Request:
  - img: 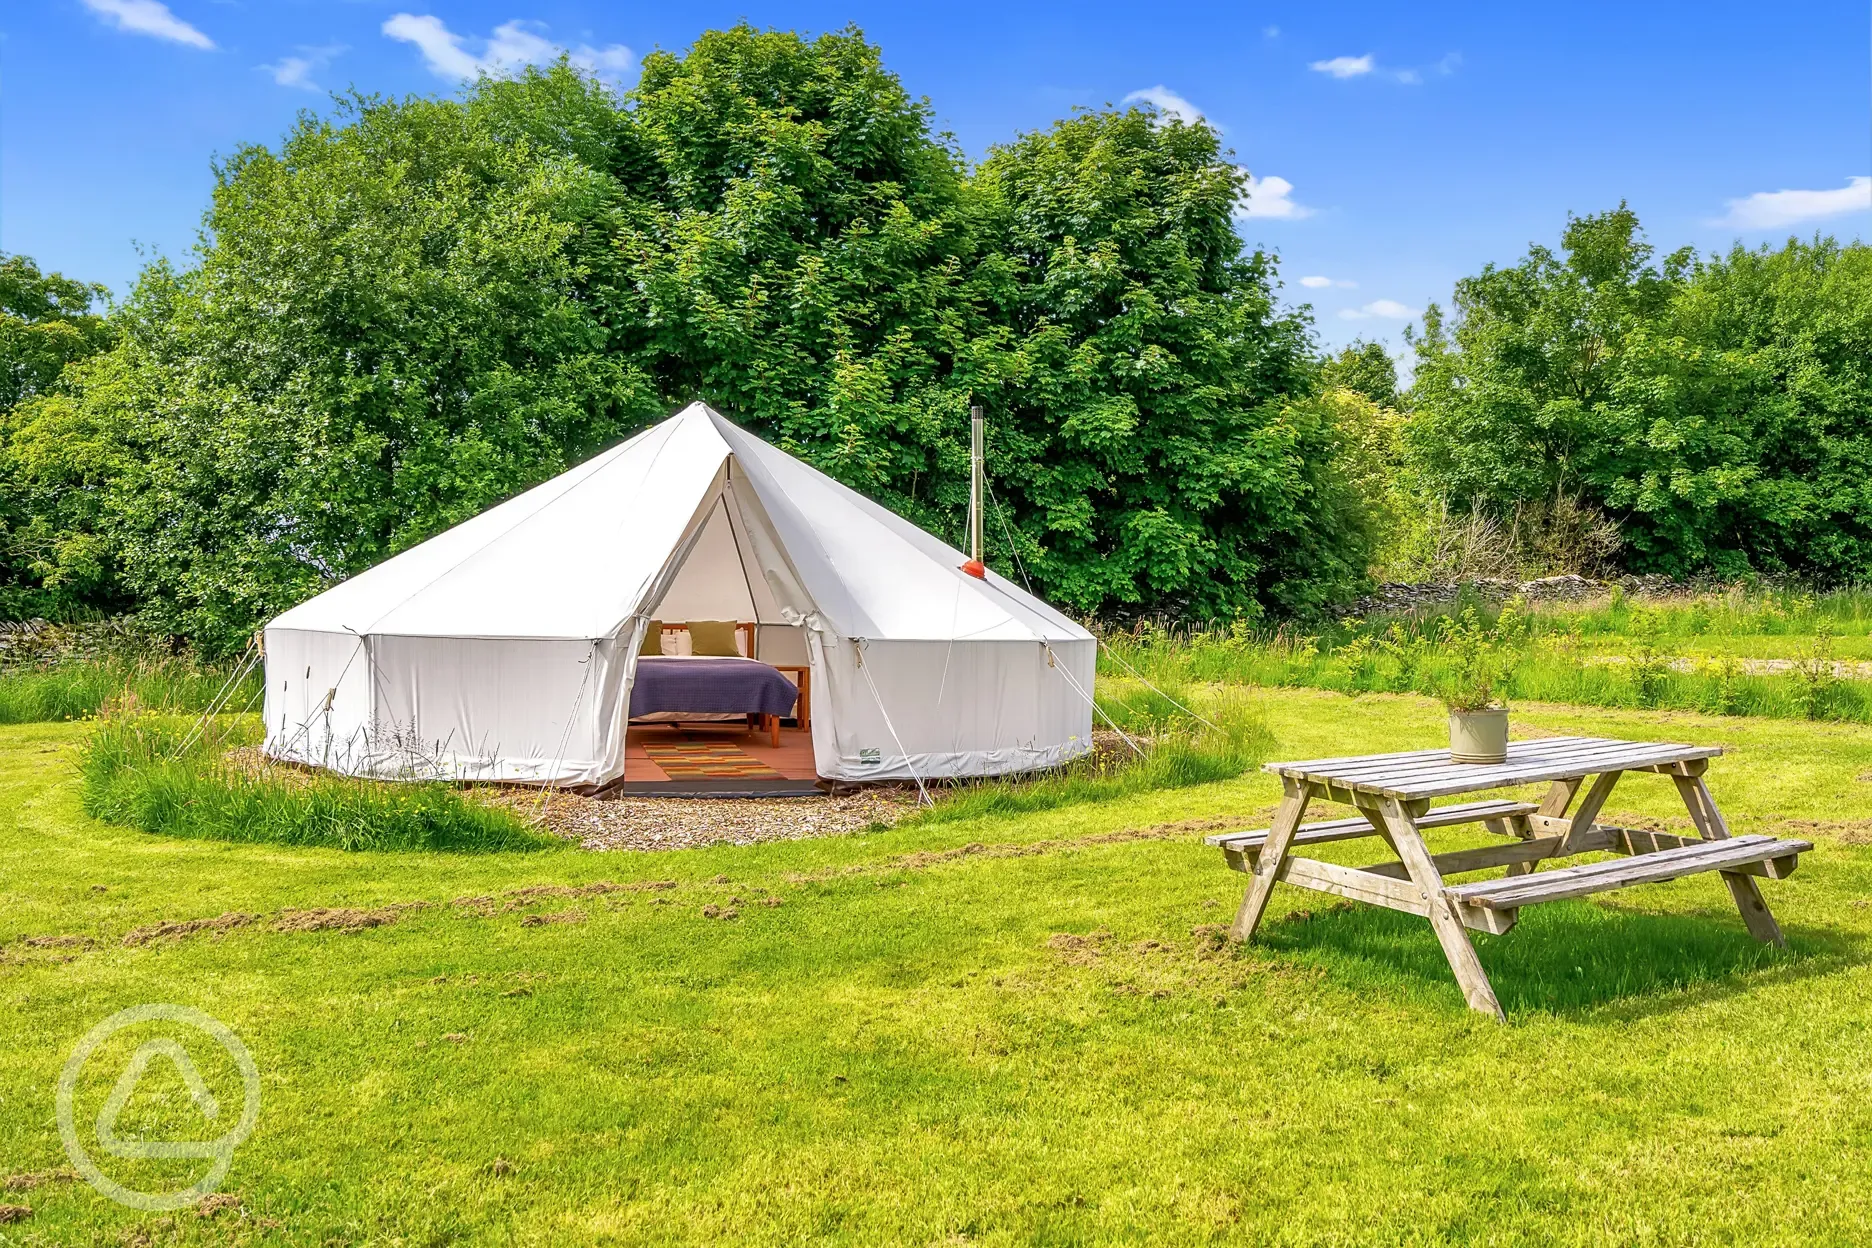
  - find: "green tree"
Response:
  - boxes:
[1408,207,1872,578]
[1319,340,1398,408]
[965,107,1354,619]
[1657,236,1872,576]
[0,254,113,414]
[602,26,977,506]
[25,81,649,644]
[603,29,1361,618]
[0,254,118,618]
[1407,205,1684,510]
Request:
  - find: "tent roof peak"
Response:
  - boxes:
[268,402,1090,645]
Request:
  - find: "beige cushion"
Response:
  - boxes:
[688,620,740,657]
[638,621,665,657]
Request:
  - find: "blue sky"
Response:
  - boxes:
[3,1,1867,358]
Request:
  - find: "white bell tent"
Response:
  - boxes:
[262,402,1096,787]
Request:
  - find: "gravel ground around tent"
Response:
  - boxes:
[482,787,917,852]
[225,746,916,851]
[227,734,1138,854]
[515,730,1137,853]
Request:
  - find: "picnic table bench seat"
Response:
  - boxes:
[1205,798,1536,858]
[1446,833,1811,912]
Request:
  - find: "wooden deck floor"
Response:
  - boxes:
[623,722,819,783]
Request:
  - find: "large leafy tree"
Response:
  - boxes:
[0,255,112,413]
[21,85,648,641]
[1409,208,1872,577]
[603,26,978,507]
[8,28,1369,645]
[965,109,1349,618]
[593,30,1355,618]
[1318,340,1398,408]
[0,255,118,618]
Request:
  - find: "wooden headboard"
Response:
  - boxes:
[654,621,758,657]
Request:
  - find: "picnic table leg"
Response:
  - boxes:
[1228,778,1311,943]
[1562,772,1622,854]
[1503,777,1585,877]
[1502,778,1580,876]
[1370,795,1507,1022]
[1673,773,1786,947]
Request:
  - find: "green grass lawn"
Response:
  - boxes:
[5,690,1872,1244]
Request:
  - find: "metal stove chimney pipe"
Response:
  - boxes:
[963,404,987,578]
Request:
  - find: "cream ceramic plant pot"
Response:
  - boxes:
[1449,708,1509,764]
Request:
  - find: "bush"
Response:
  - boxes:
[80,713,557,853]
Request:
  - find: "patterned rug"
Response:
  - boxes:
[641,742,782,779]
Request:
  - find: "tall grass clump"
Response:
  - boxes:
[0,656,260,724]
[1550,584,1872,641]
[80,712,557,853]
[911,690,1272,826]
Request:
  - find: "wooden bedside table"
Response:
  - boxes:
[769,664,811,730]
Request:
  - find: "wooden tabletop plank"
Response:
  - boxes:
[1270,736,1712,779]
[1275,736,1694,778]
[1275,739,1665,786]
[1264,736,1723,799]
[1312,742,1705,789]
[1267,738,1602,773]
[1371,749,1722,800]
[1264,737,1637,783]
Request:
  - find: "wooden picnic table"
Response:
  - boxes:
[1210,735,1812,1020]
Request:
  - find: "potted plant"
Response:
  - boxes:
[1439,605,1516,764]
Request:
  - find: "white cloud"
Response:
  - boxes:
[382,14,479,77]
[1339,299,1419,321]
[1309,54,1373,79]
[383,14,635,85]
[1310,51,1452,85]
[1715,177,1872,230]
[80,0,213,49]
[1235,172,1311,220]
[1122,85,1206,126]
[1299,275,1357,289]
[1237,173,1309,220]
[261,44,345,92]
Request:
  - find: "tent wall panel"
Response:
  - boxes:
[810,635,1095,781]
[648,496,760,625]
[368,636,609,783]
[263,627,373,770]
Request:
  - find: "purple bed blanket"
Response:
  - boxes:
[629,656,799,719]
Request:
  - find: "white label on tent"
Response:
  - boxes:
[859,748,881,766]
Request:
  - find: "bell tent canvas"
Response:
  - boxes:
[262,402,1097,788]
